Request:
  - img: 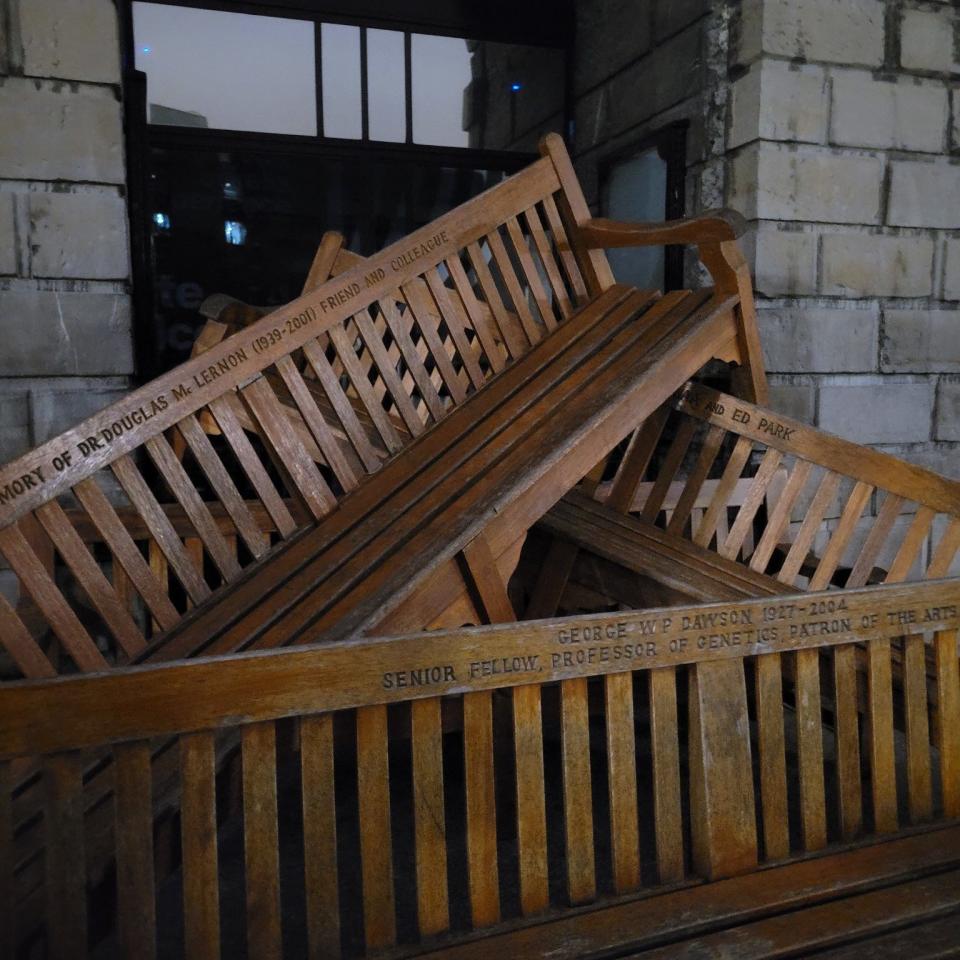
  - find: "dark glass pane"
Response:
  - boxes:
[133,2,316,135]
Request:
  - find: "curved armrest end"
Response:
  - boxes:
[580,208,748,249]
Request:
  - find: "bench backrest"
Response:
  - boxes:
[0,136,614,681]
[3,577,958,958]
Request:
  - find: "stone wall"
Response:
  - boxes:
[0,0,133,465]
[727,0,958,478]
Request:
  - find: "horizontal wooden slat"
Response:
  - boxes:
[2,578,957,760]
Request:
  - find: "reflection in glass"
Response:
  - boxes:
[367,29,406,143]
[321,23,362,139]
[133,2,316,135]
[603,148,668,290]
[411,34,471,147]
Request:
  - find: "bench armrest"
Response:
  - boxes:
[579,209,747,250]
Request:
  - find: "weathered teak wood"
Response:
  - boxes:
[1,579,959,957]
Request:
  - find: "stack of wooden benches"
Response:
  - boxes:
[0,134,959,959]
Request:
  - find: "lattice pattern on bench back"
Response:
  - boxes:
[0,139,611,681]
[2,578,958,958]
[600,382,960,593]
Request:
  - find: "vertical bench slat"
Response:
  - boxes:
[928,517,960,580]
[560,677,595,904]
[513,684,549,915]
[0,590,55,678]
[902,634,934,823]
[522,204,573,320]
[422,270,487,390]
[755,654,790,859]
[833,643,863,840]
[605,672,640,892]
[0,523,107,672]
[273,355,359,493]
[444,254,508,374]
[750,460,813,574]
[693,436,753,549]
[411,696,450,936]
[485,229,541,347]
[808,481,874,590]
[666,424,725,536]
[778,471,842,585]
[175,413,272,557]
[935,630,960,818]
[240,377,338,520]
[867,638,898,832]
[640,416,697,523]
[145,433,242,582]
[112,453,211,605]
[795,649,827,851]
[44,753,86,960]
[720,448,784,561]
[649,667,684,883]
[466,241,528,360]
[242,721,282,960]
[505,215,557,332]
[402,279,470,404]
[300,339,383,474]
[886,505,934,582]
[181,731,221,960]
[462,690,500,927]
[34,499,146,657]
[114,740,157,960]
[847,493,904,588]
[540,195,590,305]
[327,325,404,455]
[300,714,341,959]
[356,703,396,949]
[72,479,177,631]
[606,406,670,513]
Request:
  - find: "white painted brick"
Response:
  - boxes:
[758,305,879,372]
[888,160,960,229]
[0,290,133,376]
[0,79,124,183]
[935,378,960,441]
[729,60,828,149]
[729,143,883,224]
[767,377,817,423]
[944,239,960,301]
[760,0,885,67]
[0,193,16,274]
[900,7,960,74]
[830,72,947,152]
[821,233,934,298]
[744,225,818,296]
[818,378,934,444]
[953,90,960,153]
[28,192,129,279]
[812,511,926,576]
[20,0,121,84]
[882,309,960,373]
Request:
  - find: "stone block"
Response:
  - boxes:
[818,378,934,444]
[729,60,828,148]
[654,0,708,42]
[20,0,121,83]
[899,442,960,481]
[0,290,133,376]
[944,239,960,300]
[0,79,124,183]
[28,191,129,279]
[744,225,818,296]
[759,0,885,67]
[812,511,926,574]
[574,0,652,95]
[935,377,960,441]
[900,7,959,74]
[758,305,879,373]
[27,380,131,444]
[888,160,960,229]
[0,393,31,464]
[767,376,817,423]
[821,233,934,298]
[0,193,16,275]
[882,309,960,373]
[830,72,947,152]
[729,143,883,224]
